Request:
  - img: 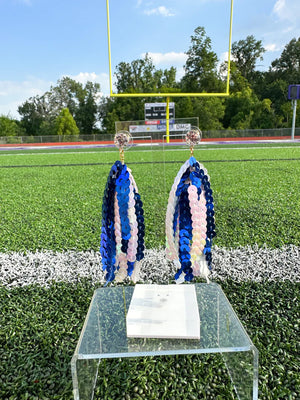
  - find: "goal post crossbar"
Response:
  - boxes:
[105,0,234,98]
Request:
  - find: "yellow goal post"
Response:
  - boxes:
[105,0,234,142]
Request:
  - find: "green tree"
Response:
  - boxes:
[100,54,178,132]
[175,97,194,118]
[253,38,300,127]
[223,87,255,129]
[48,78,101,134]
[160,67,177,88]
[18,96,46,135]
[49,77,84,116]
[76,81,100,134]
[250,98,276,129]
[0,115,23,136]
[18,77,101,136]
[55,108,79,136]
[280,101,300,128]
[115,55,155,93]
[260,79,287,123]
[193,97,225,130]
[100,106,119,134]
[181,26,222,92]
[176,26,225,129]
[224,83,276,130]
[270,37,300,83]
[40,120,56,136]
[226,62,252,93]
[114,54,178,94]
[221,59,276,130]
[231,35,265,81]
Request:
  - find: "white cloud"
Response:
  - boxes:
[142,51,187,66]
[273,0,300,23]
[144,6,175,17]
[217,52,236,78]
[273,0,285,15]
[141,52,187,81]
[66,72,110,96]
[0,78,53,119]
[176,66,185,81]
[265,43,281,52]
[0,72,110,119]
[67,72,99,85]
[220,51,235,63]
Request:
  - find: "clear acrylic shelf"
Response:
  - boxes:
[71,283,258,399]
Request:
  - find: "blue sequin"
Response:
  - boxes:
[100,161,145,283]
[190,173,201,187]
[170,159,216,282]
[179,229,189,238]
[189,156,197,166]
[136,252,144,261]
[180,237,190,245]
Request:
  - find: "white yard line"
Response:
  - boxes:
[1,145,299,157]
[1,245,299,288]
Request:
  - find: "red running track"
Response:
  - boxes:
[0,136,299,149]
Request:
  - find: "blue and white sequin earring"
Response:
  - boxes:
[100,131,145,284]
[165,128,216,283]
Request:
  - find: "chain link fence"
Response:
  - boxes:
[203,127,300,139]
[0,127,299,145]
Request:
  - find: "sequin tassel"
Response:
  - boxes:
[100,161,145,284]
[166,156,216,283]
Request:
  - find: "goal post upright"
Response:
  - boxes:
[106,0,113,97]
[105,0,234,136]
[226,0,234,95]
[166,97,170,144]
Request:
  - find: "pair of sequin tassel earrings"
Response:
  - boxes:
[100,129,215,285]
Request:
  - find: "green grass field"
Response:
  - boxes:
[0,143,299,399]
[1,144,299,251]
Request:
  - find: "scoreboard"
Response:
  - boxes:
[288,85,300,100]
[145,102,175,120]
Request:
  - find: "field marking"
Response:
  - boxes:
[1,158,300,169]
[0,145,300,157]
[0,246,299,288]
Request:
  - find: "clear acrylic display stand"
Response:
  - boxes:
[71,283,258,400]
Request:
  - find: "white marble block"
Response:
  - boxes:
[126,284,200,339]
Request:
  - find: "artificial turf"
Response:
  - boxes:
[0,143,299,399]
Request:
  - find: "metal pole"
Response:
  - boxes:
[106,0,113,97]
[291,99,297,140]
[166,97,170,144]
[226,0,234,95]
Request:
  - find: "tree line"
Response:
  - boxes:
[1,27,299,137]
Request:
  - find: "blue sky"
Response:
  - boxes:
[0,0,299,118]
